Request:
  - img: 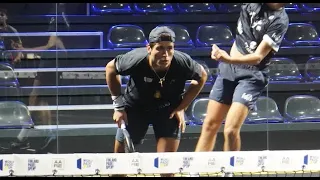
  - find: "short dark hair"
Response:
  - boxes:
[0,9,7,15]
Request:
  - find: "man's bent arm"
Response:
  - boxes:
[105,59,122,97]
[175,66,208,111]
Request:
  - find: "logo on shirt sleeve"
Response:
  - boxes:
[271,33,282,42]
[241,93,253,102]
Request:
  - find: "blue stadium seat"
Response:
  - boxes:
[0,101,34,129]
[0,63,20,101]
[283,23,320,46]
[176,3,216,13]
[155,24,194,48]
[284,95,320,122]
[285,3,301,12]
[133,3,174,13]
[190,98,209,125]
[305,57,320,82]
[90,3,132,14]
[0,101,36,153]
[301,3,320,12]
[107,24,148,49]
[218,3,242,13]
[268,58,304,82]
[246,96,284,124]
[0,63,19,88]
[196,24,234,47]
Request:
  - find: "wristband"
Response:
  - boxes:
[112,95,125,111]
[111,96,120,100]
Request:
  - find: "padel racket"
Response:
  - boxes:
[120,120,135,153]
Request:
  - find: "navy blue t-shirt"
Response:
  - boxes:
[114,47,203,110]
[235,3,289,70]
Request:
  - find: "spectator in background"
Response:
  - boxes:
[0,8,24,65]
[11,5,70,152]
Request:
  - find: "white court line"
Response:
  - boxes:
[21,84,109,88]
[14,67,105,73]
[0,32,104,49]
[8,49,110,52]
[28,104,114,111]
[14,67,217,73]
[34,124,117,130]
[0,32,103,36]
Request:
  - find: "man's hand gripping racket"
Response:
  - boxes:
[113,110,135,153]
[120,120,135,153]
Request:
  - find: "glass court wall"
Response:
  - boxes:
[0,3,319,155]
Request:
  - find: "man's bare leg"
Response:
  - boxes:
[195,100,230,152]
[223,102,249,151]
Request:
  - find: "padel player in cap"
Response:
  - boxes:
[195,3,289,153]
[106,26,207,156]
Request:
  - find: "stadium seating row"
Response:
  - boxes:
[0,93,318,130]
[262,57,320,83]
[1,3,319,16]
[189,95,320,125]
[0,22,318,50]
[96,23,320,49]
[1,55,320,89]
[90,3,320,14]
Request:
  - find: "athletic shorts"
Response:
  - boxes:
[115,106,181,145]
[209,63,269,111]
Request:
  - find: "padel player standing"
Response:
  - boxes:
[106,26,207,154]
[195,3,289,152]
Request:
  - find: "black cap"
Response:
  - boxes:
[149,26,175,43]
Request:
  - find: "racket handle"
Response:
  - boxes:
[120,120,126,129]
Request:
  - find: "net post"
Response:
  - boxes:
[302,164,306,172]
[9,169,14,177]
[259,165,266,178]
[220,166,225,176]
[95,169,100,176]
[52,169,57,176]
[178,167,183,175]
[137,168,142,175]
